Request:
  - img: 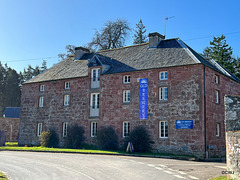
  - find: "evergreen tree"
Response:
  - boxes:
[133,19,147,44]
[22,60,47,81]
[202,35,236,74]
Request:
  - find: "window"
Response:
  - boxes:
[39,96,44,107]
[91,93,99,109]
[123,75,130,84]
[92,68,100,81]
[40,85,45,92]
[123,121,130,137]
[215,75,219,84]
[63,122,68,137]
[215,90,220,104]
[216,123,220,137]
[159,87,168,101]
[159,121,168,138]
[65,82,70,89]
[123,90,130,103]
[160,71,168,80]
[91,122,97,137]
[37,123,42,136]
[64,95,70,106]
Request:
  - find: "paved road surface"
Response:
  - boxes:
[0,151,226,180]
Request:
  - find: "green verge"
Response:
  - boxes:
[0,142,196,159]
[0,171,8,180]
[210,176,235,180]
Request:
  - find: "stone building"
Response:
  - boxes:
[18,32,240,158]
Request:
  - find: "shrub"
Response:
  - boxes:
[65,124,85,149]
[97,126,118,150]
[125,125,152,153]
[40,129,59,148]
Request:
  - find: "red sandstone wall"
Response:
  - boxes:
[205,66,240,157]
[0,118,20,142]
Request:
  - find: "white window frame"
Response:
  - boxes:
[160,71,168,80]
[37,123,42,136]
[63,122,68,137]
[215,75,219,84]
[159,121,168,138]
[159,87,168,101]
[123,90,130,103]
[65,82,70,89]
[90,93,100,109]
[39,96,44,107]
[91,68,100,82]
[123,121,130,137]
[64,94,70,106]
[216,123,220,137]
[40,85,45,92]
[91,122,97,137]
[215,90,220,104]
[123,75,130,84]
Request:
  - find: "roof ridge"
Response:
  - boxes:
[98,42,149,52]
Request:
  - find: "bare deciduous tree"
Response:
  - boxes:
[89,19,131,51]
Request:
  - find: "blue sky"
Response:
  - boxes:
[0,0,240,72]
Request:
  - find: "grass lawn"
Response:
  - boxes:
[0,171,8,180]
[210,176,236,180]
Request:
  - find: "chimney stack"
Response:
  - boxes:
[148,32,165,48]
[74,47,90,60]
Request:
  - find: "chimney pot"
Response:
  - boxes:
[148,32,165,48]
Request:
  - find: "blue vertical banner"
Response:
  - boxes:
[139,79,148,119]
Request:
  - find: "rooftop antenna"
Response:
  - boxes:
[164,16,175,37]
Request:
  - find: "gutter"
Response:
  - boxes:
[203,65,208,159]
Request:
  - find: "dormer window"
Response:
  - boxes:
[40,85,45,92]
[65,82,70,89]
[160,71,168,80]
[123,75,130,84]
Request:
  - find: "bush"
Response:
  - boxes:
[40,129,59,148]
[125,125,151,153]
[65,124,85,149]
[97,126,118,150]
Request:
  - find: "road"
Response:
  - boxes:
[0,151,226,180]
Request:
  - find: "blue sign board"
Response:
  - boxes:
[176,120,193,129]
[139,79,148,119]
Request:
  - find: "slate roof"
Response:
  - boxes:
[25,38,240,84]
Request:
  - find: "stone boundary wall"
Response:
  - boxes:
[225,95,240,180]
[0,118,20,142]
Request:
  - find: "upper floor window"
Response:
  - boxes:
[123,121,130,137]
[123,75,130,84]
[123,90,130,103]
[37,123,42,136]
[91,93,99,109]
[92,68,100,82]
[159,121,168,138]
[215,90,220,104]
[160,71,168,80]
[91,122,97,137]
[64,95,70,106]
[159,87,168,101]
[39,96,44,107]
[65,82,70,89]
[40,85,45,92]
[63,122,68,137]
[215,75,219,84]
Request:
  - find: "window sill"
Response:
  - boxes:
[123,102,130,104]
[159,100,168,102]
[159,137,168,139]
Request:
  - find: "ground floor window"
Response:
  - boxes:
[159,121,168,138]
[123,121,130,137]
[216,123,220,137]
[37,123,42,136]
[91,122,97,137]
[63,122,68,137]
